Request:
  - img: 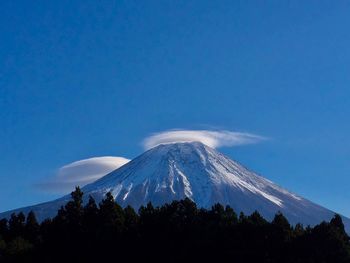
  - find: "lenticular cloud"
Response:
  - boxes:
[143,129,265,150]
[38,156,130,193]
[38,130,264,193]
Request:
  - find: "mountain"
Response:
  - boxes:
[1,142,349,232]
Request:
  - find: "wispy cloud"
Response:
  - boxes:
[37,156,130,193]
[143,129,266,150]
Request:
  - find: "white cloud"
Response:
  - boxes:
[143,129,265,150]
[38,156,130,193]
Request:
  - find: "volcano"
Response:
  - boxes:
[1,142,349,232]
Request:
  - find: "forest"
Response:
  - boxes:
[0,187,349,263]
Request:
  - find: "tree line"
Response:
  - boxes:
[0,187,349,262]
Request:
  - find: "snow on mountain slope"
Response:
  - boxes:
[1,142,349,233]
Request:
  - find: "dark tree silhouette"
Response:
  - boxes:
[0,188,349,263]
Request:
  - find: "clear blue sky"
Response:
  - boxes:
[1,1,350,216]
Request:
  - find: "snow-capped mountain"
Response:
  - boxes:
[1,142,349,232]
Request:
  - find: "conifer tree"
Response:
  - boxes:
[99,192,125,231]
[124,205,139,230]
[224,206,238,226]
[139,202,156,220]
[248,210,267,226]
[8,213,25,238]
[272,212,292,242]
[54,206,67,226]
[180,198,197,218]
[330,214,346,232]
[83,196,98,224]
[65,187,84,227]
[238,211,247,223]
[139,202,157,234]
[293,223,305,237]
[25,211,39,241]
[272,212,291,230]
[330,214,350,247]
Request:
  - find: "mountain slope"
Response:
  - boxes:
[1,142,349,232]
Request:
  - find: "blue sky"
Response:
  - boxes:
[1,1,350,216]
